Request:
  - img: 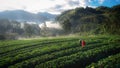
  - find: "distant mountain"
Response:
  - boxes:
[0,10,57,24]
[37,12,57,21]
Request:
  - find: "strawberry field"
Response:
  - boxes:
[0,35,120,68]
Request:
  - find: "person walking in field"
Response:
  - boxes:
[80,40,86,47]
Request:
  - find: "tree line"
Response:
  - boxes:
[0,19,40,40]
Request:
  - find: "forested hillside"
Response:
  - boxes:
[56,4,120,35]
[0,19,40,40]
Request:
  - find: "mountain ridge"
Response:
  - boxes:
[0,10,57,24]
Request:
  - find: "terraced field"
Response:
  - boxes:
[0,35,120,68]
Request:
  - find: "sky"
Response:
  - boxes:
[0,0,120,14]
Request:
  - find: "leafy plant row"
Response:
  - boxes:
[0,41,79,68]
[0,39,76,58]
[0,37,78,48]
[0,38,101,59]
[9,42,108,68]
[0,39,103,68]
[0,38,78,55]
[86,53,120,68]
[34,43,120,68]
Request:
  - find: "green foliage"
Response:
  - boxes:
[0,35,120,68]
[56,4,120,35]
[61,19,71,33]
[0,19,41,39]
[35,43,120,68]
[86,53,120,68]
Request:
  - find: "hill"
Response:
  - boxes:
[56,4,120,35]
[0,10,57,24]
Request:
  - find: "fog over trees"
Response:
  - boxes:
[0,19,40,40]
[0,4,120,40]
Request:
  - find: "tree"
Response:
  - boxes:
[23,23,40,37]
[61,19,71,34]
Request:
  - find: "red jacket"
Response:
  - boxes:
[81,40,85,47]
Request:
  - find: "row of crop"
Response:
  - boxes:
[0,37,111,68]
[33,43,120,68]
[0,38,78,55]
[0,41,79,68]
[0,39,48,49]
[0,37,79,48]
[86,53,120,68]
[8,42,108,68]
[0,39,102,68]
[0,40,73,57]
[0,36,105,53]
[0,40,33,47]
[0,36,105,55]
[0,38,102,58]
[0,38,77,52]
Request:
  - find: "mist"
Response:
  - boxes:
[39,21,62,29]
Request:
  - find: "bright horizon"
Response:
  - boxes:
[0,0,120,14]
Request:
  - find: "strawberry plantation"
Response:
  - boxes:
[0,35,120,68]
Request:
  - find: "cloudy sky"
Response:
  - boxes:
[0,0,120,14]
